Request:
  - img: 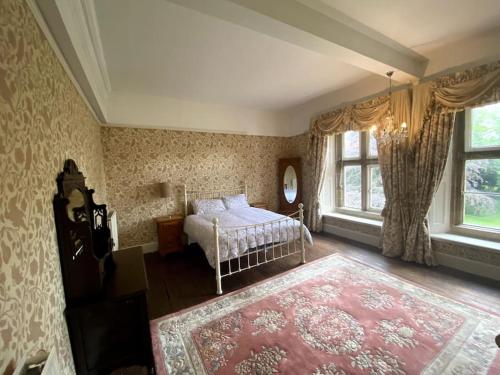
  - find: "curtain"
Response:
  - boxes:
[307,60,500,264]
[307,96,390,231]
[306,133,328,231]
[403,111,455,264]
[400,63,500,265]
[377,90,412,258]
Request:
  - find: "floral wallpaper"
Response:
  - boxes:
[0,0,107,373]
[102,127,307,248]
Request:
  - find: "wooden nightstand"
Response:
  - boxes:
[156,215,184,255]
[251,202,268,210]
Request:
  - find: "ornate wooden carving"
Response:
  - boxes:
[53,159,114,305]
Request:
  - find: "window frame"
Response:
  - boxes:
[335,131,383,219]
[451,109,500,240]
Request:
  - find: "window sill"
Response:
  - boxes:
[323,212,382,228]
[450,225,500,242]
[431,233,500,253]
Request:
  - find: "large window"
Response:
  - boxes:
[452,103,500,233]
[336,131,385,215]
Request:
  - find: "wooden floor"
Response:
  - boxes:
[144,233,500,320]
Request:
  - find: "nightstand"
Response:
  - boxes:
[156,215,184,255]
[251,202,268,210]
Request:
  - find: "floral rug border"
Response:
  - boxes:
[151,253,500,374]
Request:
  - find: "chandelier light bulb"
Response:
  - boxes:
[377,71,408,146]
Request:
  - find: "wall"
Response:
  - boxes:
[101,127,307,248]
[0,0,107,373]
[106,92,292,137]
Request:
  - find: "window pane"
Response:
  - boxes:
[343,131,360,159]
[344,165,361,209]
[463,159,500,229]
[368,132,378,157]
[471,103,500,149]
[465,159,500,193]
[369,166,385,210]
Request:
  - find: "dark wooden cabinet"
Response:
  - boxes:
[156,216,184,255]
[65,246,154,374]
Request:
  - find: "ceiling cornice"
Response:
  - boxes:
[26,0,100,121]
[79,0,111,94]
[34,0,111,121]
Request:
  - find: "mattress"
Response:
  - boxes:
[184,207,313,268]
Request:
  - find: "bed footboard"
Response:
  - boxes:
[212,203,306,295]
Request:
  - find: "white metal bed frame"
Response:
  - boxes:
[183,183,306,295]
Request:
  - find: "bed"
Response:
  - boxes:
[182,183,313,294]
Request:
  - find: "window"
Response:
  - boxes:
[452,103,500,233]
[336,131,385,215]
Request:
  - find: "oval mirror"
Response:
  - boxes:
[283,165,298,203]
[66,189,87,222]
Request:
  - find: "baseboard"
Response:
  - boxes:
[140,242,158,254]
[120,242,158,254]
[435,252,500,281]
[323,223,381,248]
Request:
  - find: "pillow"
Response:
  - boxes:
[223,194,250,210]
[192,198,226,215]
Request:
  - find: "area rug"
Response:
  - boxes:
[151,254,500,374]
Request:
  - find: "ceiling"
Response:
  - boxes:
[95,0,371,110]
[34,0,500,135]
[319,0,500,50]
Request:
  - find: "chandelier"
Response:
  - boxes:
[373,71,408,146]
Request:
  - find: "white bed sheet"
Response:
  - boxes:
[184,207,313,268]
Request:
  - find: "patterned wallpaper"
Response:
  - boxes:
[0,0,107,373]
[102,127,308,248]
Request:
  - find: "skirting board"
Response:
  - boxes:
[119,242,158,254]
[140,242,158,254]
[323,223,381,248]
[435,251,500,282]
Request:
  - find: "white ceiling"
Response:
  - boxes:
[95,0,370,110]
[94,0,500,112]
[319,0,500,50]
[35,0,500,135]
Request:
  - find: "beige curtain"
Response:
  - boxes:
[401,63,500,265]
[306,133,328,231]
[404,110,455,264]
[307,61,500,263]
[377,90,412,258]
[307,97,390,231]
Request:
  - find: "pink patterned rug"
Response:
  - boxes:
[151,254,500,374]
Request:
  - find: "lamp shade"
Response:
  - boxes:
[160,182,173,198]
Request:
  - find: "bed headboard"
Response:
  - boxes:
[182,182,248,217]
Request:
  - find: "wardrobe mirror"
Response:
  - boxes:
[278,158,302,216]
[283,165,298,203]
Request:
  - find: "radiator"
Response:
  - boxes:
[108,210,119,251]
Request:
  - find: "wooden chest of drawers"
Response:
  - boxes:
[156,216,184,255]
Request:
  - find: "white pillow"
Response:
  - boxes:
[192,199,226,215]
[223,194,250,210]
